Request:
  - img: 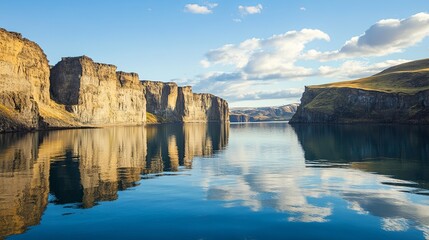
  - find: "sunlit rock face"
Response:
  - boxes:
[0,133,49,237]
[0,28,50,131]
[0,27,229,131]
[142,81,229,123]
[50,56,146,125]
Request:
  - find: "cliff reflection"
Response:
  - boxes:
[291,124,429,189]
[0,133,49,238]
[0,123,229,238]
[145,123,228,173]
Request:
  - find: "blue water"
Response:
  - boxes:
[0,123,428,239]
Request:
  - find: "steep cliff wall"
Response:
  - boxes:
[290,59,429,124]
[230,113,251,122]
[291,87,429,123]
[0,28,50,131]
[50,56,146,125]
[0,27,228,132]
[142,81,229,123]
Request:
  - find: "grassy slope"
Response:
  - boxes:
[310,58,429,94]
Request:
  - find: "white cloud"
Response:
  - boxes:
[202,29,330,78]
[184,3,218,14]
[318,59,409,79]
[191,13,428,104]
[306,12,429,60]
[238,4,263,15]
[237,89,303,101]
[300,7,306,11]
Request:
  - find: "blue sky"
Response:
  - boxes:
[1,0,429,107]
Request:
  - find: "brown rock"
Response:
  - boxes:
[142,81,229,123]
[50,56,146,125]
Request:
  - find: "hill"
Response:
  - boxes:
[290,59,429,124]
[230,103,299,122]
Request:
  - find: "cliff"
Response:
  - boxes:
[230,113,250,122]
[0,28,229,132]
[0,28,49,131]
[290,59,429,124]
[142,81,229,123]
[50,56,146,125]
[230,103,299,122]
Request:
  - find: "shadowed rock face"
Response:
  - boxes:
[50,56,146,125]
[142,81,229,123]
[290,59,429,124]
[230,113,250,122]
[290,87,429,123]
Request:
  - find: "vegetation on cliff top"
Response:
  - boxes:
[291,58,429,123]
[310,58,429,94]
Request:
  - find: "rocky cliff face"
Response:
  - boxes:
[0,28,229,132]
[290,59,429,124]
[230,103,299,122]
[291,87,429,123]
[230,113,250,122]
[50,56,146,125]
[0,28,50,131]
[291,88,429,124]
[142,81,229,123]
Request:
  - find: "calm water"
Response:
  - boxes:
[0,123,428,240]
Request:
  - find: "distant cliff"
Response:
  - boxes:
[0,28,229,132]
[290,59,429,124]
[142,81,229,123]
[230,103,299,122]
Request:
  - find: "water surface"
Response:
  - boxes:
[0,123,428,239]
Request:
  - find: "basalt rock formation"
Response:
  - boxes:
[290,59,429,124]
[142,81,229,123]
[0,28,229,132]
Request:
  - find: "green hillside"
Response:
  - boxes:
[311,58,429,94]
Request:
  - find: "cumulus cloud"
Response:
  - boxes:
[300,7,306,11]
[234,89,303,101]
[238,4,263,15]
[184,3,218,14]
[306,12,429,60]
[191,13,428,104]
[318,59,409,79]
[202,29,330,80]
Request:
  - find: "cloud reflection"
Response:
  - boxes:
[200,123,429,238]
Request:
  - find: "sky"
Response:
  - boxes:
[1,0,429,107]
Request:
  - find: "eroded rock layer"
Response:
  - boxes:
[50,56,146,125]
[0,27,229,132]
[142,81,229,123]
[0,28,49,131]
